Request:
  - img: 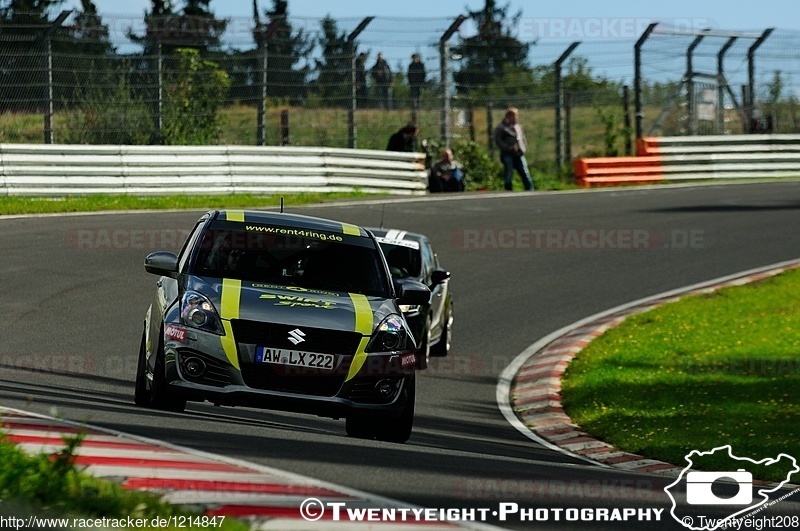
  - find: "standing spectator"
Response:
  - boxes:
[386,124,418,152]
[407,53,426,109]
[355,53,368,107]
[371,53,393,109]
[429,148,465,193]
[493,107,534,191]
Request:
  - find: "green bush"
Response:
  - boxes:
[162,48,231,145]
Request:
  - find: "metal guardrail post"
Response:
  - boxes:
[42,10,72,145]
[440,15,467,148]
[686,31,708,136]
[634,23,658,140]
[717,37,737,134]
[347,17,373,149]
[554,41,580,171]
[748,28,774,132]
[623,85,632,155]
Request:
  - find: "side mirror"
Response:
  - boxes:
[145,251,179,278]
[397,279,430,306]
[430,269,451,286]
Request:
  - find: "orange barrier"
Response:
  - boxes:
[574,144,664,187]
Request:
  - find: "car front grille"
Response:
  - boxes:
[231,320,362,356]
[231,319,359,396]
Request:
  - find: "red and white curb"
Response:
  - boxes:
[0,407,499,530]
[497,258,800,475]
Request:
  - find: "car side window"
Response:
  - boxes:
[178,220,204,273]
[420,241,435,281]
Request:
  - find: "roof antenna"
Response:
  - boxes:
[280,197,284,213]
[379,203,386,229]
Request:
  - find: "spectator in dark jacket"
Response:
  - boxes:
[371,53,393,109]
[407,53,426,109]
[429,148,465,193]
[386,125,418,152]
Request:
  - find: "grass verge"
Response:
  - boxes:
[0,431,248,529]
[561,268,800,482]
[0,192,378,216]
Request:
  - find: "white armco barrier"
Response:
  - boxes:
[576,134,800,187]
[0,144,429,196]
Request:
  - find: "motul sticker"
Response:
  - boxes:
[400,354,416,368]
[165,325,187,343]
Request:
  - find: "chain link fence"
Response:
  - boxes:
[1,11,798,173]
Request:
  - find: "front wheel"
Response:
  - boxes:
[430,300,453,358]
[345,378,415,443]
[415,317,431,370]
[134,332,151,407]
[150,332,187,413]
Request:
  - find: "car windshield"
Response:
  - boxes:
[191,222,391,297]
[378,242,422,278]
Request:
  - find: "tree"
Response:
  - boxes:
[453,0,531,94]
[313,16,351,105]
[0,0,66,111]
[129,0,227,56]
[254,0,312,102]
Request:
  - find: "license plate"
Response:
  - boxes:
[255,347,335,370]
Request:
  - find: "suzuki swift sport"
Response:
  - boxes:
[135,210,429,443]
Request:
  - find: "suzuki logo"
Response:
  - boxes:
[287,328,306,345]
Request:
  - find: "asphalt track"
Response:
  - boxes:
[3,181,800,530]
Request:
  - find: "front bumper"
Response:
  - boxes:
[160,323,415,419]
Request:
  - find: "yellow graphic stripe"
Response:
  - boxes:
[226,210,245,222]
[345,293,374,382]
[219,278,242,370]
[341,222,361,236]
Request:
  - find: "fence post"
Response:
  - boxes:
[156,38,163,140]
[748,28,774,133]
[554,41,580,171]
[634,23,658,141]
[256,37,268,146]
[347,17,373,149]
[686,31,708,136]
[565,92,573,166]
[487,102,494,155]
[439,15,467,148]
[42,10,72,145]
[622,85,632,155]
[280,109,290,145]
[468,107,475,142]
[717,37,737,135]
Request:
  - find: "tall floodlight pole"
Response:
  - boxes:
[634,23,658,141]
[747,28,774,132]
[347,17,374,149]
[42,10,72,145]
[554,41,580,171]
[439,15,467,148]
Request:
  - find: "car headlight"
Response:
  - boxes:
[399,304,421,317]
[180,291,224,335]
[366,314,410,353]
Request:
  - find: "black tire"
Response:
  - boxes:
[430,300,453,358]
[345,378,415,443]
[415,317,431,370]
[150,332,187,413]
[134,331,151,407]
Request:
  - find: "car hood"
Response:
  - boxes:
[186,276,397,334]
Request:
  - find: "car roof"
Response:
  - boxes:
[214,210,368,237]
[366,227,427,244]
